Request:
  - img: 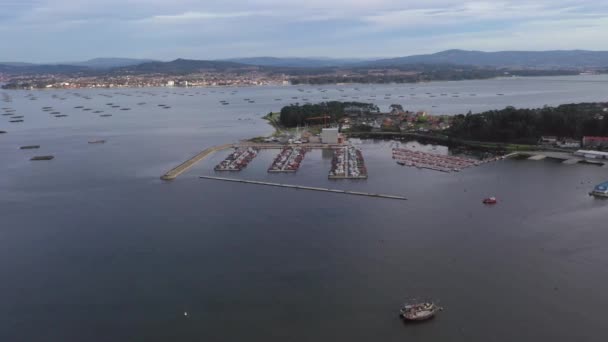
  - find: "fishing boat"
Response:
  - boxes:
[483,197,497,204]
[589,181,608,198]
[399,302,442,321]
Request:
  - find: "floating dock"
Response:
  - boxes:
[329,146,368,179]
[268,147,307,173]
[199,176,407,201]
[161,143,233,180]
[214,147,259,171]
[392,148,489,172]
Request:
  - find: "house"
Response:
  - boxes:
[583,136,608,148]
[557,139,581,148]
[539,136,558,144]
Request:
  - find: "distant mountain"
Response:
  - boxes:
[70,58,157,69]
[365,50,608,69]
[115,58,253,74]
[0,62,37,67]
[223,57,371,68]
[0,63,90,75]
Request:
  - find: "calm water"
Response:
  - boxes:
[2,76,608,341]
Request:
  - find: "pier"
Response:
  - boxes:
[509,151,606,166]
[199,176,407,201]
[161,143,233,180]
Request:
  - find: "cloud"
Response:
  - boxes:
[1,0,608,62]
[142,10,269,23]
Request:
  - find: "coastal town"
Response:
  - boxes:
[1,72,290,89]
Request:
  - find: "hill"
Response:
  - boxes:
[70,58,156,69]
[223,57,369,68]
[0,63,90,75]
[115,58,256,74]
[365,49,608,69]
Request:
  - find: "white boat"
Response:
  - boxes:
[590,182,608,198]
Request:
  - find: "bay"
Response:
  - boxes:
[1,75,608,341]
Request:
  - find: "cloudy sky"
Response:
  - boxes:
[2,0,608,62]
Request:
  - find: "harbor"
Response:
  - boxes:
[161,143,341,180]
[199,175,407,201]
[392,148,497,172]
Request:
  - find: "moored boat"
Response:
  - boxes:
[589,181,608,198]
[399,302,442,321]
[483,197,497,204]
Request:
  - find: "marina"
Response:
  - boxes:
[214,147,259,171]
[199,175,407,200]
[268,147,308,173]
[392,148,491,172]
[329,145,368,179]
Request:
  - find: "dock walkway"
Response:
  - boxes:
[161,144,233,180]
[199,176,407,201]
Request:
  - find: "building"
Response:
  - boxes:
[583,136,608,148]
[557,139,581,148]
[321,128,339,144]
[539,136,558,144]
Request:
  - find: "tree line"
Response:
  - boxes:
[448,103,608,144]
[279,102,379,127]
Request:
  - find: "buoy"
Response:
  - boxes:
[184,311,189,317]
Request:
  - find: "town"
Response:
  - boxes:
[0,72,290,89]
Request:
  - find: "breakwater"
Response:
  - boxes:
[199,176,407,201]
[161,144,233,180]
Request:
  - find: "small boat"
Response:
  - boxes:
[483,197,498,204]
[88,140,106,144]
[399,302,442,321]
[589,181,608,198]
[20,145,40,150]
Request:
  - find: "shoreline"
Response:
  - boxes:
[3,73,606,91]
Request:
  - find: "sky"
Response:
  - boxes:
[1,0,608,62]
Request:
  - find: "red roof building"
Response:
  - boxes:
[583,136,608,147]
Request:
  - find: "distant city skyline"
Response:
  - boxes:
[2,0,608,63]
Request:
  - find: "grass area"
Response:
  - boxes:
[262,112,324,137]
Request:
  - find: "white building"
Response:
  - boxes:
[321,128,339,144]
